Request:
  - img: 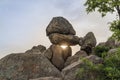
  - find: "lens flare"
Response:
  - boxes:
[60,45,68,49]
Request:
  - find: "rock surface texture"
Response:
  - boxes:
[46,17,76,36]
[25,45,46,54]
[80,32,97,54]
[0,53,61,80]
[62,55,103,80]
[30,77,62,80]
[49,33,79,46]
[64,50,87,67]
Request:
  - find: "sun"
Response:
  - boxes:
[60,45,68,49]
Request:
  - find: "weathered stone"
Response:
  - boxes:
[25,45,46,54]
[79,37,84,46]
[107,48,118,57]
[64,50,87,67]
[62,55,103,80]
[50,45,72,70]
[46,17,76,36]
[62,60,83,80]
[83,32,97,47]
[49,33,80,46]
[97,42,106,47]
[105,38,116,49]
[44,46,53,60]
[0,53,61,80]
[30,77,63,80]
[85,55,103,64]
[80,32,97,54]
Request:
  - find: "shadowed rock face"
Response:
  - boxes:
[46,17,76,36]
[64,50,87,67]
[45,45,72,71]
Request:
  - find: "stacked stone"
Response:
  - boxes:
[79,32,97,55]
[45,17,79,70]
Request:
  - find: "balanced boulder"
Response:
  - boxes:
[46,17,76,36]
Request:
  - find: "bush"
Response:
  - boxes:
[94,46,109,57]
[103,48,120,79]
[76,59,104,80]
[77,48,120,80]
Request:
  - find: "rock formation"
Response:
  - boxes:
[0,16,103,80]
[79,32,97,55]
[46,17,79,70]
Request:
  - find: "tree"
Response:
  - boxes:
[84,0,120,40]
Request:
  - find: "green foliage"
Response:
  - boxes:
[94,46,109,57]
[110,20,120,40]
[76,59,104,80]
[84,0,120,17]
[77,48,120,80]
[85,0,120,40]
[103,48,120,79]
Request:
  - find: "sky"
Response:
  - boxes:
[0,0,116,58]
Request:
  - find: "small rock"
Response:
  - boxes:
[46,17,76,36]
[97,42,106,47]
[105,38,116,49]
[107,48,118,57]
[85,55,103,64]
[49,33,80,46]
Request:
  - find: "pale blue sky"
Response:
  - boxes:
[0,0,115,58]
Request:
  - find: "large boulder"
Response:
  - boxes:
[46,17,76,36]
[30,77,63,80]
[80,32,97,54]
[62,55,103,80]
[25,45,46,54]
[49,33,79,46]
[49,45,72,70]
[0,53,61,80]
[64,50,87,67]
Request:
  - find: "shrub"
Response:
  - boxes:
[94,46,109,57]
[76,59,104,80]
[77,48,120,80]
